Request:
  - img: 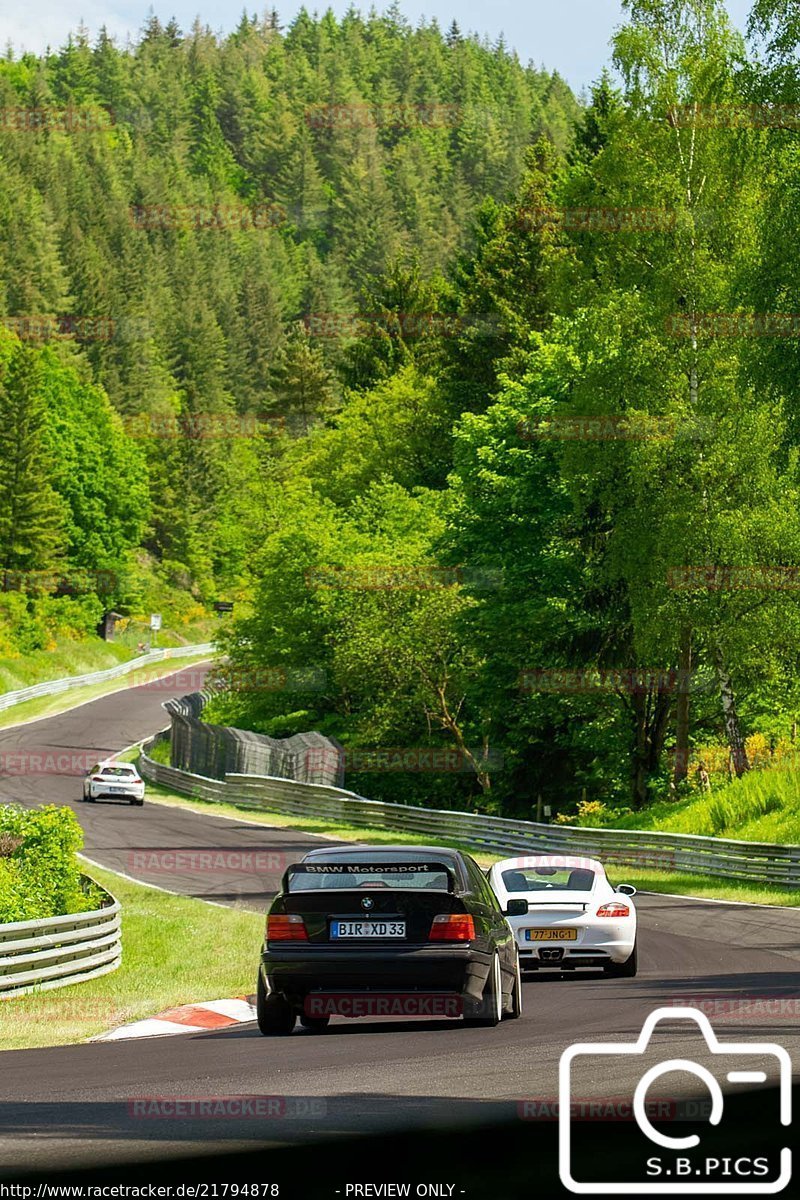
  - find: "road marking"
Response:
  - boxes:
[638,889,800,911]
[78,854,233,909]
[95,997,257,1041]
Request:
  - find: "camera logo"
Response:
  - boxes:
[559,1006,791,1194]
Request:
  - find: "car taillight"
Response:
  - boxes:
[267,913,308,942]
[91,776,104,782]
[596,902,630,918]
[429,913,475,942]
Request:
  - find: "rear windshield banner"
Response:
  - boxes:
[287,862,453,876]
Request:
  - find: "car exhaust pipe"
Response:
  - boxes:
[539,947,565,963]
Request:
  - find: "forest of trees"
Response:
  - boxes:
[5,1,800,819]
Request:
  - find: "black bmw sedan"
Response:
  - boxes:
[256,844,522,1035]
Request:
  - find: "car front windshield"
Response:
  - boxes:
[501,867,596,892]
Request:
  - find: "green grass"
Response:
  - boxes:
[0,638,132,695]
[590,763,800,845]
[0,863,263,1051]
[137,770,800,907]
[0,651,213,730]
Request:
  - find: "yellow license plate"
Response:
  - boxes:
[524,928,578,941]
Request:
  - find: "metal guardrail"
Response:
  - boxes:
[139,743,800,889]
[0,882,121,999]
[0,643,215,715]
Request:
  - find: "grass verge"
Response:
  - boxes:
[0,652,213,730]
[594,764,800,846]
[137,771,800,908]
[0,862,263,1052]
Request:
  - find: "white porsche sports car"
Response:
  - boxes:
[488,854,638,976]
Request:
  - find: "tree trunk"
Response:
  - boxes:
[673,628,692,785]
[630,690,649,809]
[714,645,749,777]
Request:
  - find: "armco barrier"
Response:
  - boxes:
[0,643,215,715]
[139,741,800,889]
[0,882,121,999]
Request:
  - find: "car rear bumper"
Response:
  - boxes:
[518,935,634,967]
[261,944,488,1004]
[89,788,144,799]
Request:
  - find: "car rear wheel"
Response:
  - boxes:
[464,952,503,1027]
[604,941,638,978]
[299,1014,330,1033]
[256,973,296,1036]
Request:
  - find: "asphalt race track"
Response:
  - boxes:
[0,671,799,1179]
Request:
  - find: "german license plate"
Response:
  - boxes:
[330,921,406,938]
[525,928,577,941]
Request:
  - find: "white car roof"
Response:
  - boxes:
[492,855,606,874]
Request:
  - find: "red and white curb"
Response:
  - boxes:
[96,996,257,1041]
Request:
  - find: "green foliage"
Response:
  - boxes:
[0,804,94,923]
[0,342,67,574]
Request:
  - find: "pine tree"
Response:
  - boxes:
[272,323,336,434]
[0,344,66,582]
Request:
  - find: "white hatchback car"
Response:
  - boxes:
[488,854,638,976]
[82,761,145,806]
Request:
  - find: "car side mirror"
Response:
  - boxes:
[616,884,637,896]
[506,898,529,916]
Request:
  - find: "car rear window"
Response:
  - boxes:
[101,767,136,778]
[286,862,453,893]
[501,867,596,892]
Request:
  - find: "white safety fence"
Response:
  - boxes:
[0,643,215,715]
[0,884,121,1000]
[139,743,800,889]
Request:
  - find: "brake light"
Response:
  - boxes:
[91,776,104,782]
[596,902,630,918]
[267,913,308,941]
[429,913,475,942]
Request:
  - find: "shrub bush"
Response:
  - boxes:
[0,804,94,924]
